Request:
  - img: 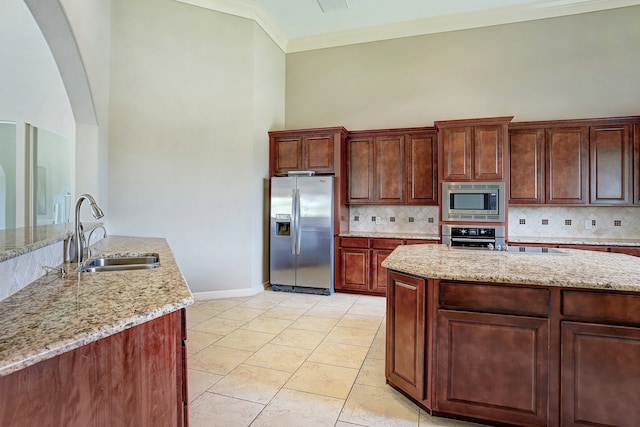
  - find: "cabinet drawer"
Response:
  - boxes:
[340,237,369,248]
[439,282,550,317]
[562,290,640,325]
[404,239,437,245]
[371,238,403,249]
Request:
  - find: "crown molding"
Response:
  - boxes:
[174,0,289,51]
[175,0,640,53]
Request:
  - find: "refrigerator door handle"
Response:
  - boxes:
[290,188,297,255]
[295,188,302,255]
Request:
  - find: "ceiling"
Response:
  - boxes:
[176,0,640,52]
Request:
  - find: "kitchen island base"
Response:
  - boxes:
[384,245,640,427]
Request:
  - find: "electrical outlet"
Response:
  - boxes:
[585,219,592,229]
[375,216,382,225]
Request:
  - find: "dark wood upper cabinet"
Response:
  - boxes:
[406,132,438,205]
[347,136,375,203]
[509,128,545,204]
[347,128,437,205]
[545,126,589,204]
[590,124,632,205]
[269,127,347,176]
[439,126,472,181]
[374,135,404,204]
[436,117,512,182]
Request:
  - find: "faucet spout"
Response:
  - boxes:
[73,194,105,264]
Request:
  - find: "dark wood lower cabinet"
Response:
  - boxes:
[0,310,187,427]
[561,322,640,427]
[387,273,640,427]
[436,310,549,427]
[385,272,430,407]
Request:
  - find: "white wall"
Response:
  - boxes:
[108,0,285,294]
[285,6,640,130]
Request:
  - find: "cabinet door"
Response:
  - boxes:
[406,133,437,205]
[371,249,392,295]
[272,136,302,174]
[436,310,549,427]
[546,127,588,204]
[440,127,472,181]
[338,248,370,292]
[374,135,404,203]
[386,272,428,405]
[590,124,632,204]
[474,125,504,180]
[509,129,545,204]
[561,322,640,427]
[347,137,374,204]
[302,134,335,173]
[635,124,640,204]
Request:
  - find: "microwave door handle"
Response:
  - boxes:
[450,237,496,243]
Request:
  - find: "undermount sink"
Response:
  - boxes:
[76,254,160,273]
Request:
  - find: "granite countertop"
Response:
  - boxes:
[508,236,640,247]
[339,231,440,240]
[0,235,193,377]
[0,222,103,262]
[382,244,640,293]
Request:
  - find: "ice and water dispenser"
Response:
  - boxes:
[275,214,291,236]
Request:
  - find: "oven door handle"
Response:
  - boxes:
[450,237,496,243]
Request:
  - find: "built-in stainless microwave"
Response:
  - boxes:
[442,182,505,222]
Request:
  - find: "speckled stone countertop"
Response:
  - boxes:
[509,236,640,246]
[0,222,102,262]
[382,244,640,292]
[339,232,440,240]
[0,236,193,377]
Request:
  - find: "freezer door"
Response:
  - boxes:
[270,177,296,287]
[295,176,334,290]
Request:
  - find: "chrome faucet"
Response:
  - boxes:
[86,225,107,259]
[72,194,104,264]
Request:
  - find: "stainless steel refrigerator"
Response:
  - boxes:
[270,175,334,295]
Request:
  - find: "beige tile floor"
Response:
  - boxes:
[187,289,486,427]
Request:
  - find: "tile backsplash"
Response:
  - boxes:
[509,206,640,239]
[349,205,440,235]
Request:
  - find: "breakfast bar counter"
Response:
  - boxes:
[0,235,193,426]
[382,243,640,427]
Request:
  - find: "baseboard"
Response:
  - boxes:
[193,281,270,300]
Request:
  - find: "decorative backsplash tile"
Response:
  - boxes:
[349,205,440,234]
[509,207,640,239]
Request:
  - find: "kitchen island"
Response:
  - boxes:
[0,235,193,426]
[382,244,640,427]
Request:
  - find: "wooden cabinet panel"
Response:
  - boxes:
[590,124,632,204]
[302,135,334,173]
[635,123,640,204]
[272,137,302,173]
[562,290,640,326]
[371,249,393,294]
[610,246,640,257]
[406,133,437,204]
[269,127,346,177]
[338,248,369,292]
[374,136,404,203]
[509,128,545,204]
[546,127,589,204]
[440,126,472,181]
[438,282,550,317]
[0,311,184,427]
[474,125,503,180]
[386,272,428,405]
[561,322,640,427]
[436,310,549,426]
[339,237,369,249]
[347,137,375,203]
